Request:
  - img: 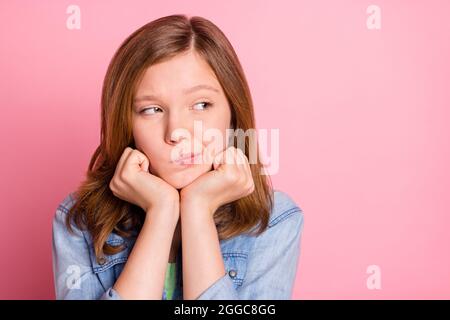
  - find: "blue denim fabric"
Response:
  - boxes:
[52,190,304,300]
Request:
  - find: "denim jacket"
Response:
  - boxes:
[52,190,304,300]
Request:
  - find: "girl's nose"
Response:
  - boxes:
[164,112,192,145]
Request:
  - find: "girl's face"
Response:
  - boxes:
[132,49,232,189]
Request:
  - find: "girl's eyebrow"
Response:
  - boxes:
[134,84,219,102]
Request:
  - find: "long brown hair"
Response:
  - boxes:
[67,14,273,262]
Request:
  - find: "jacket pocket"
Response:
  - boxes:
[222,252,248,289]
[87,232,133,292]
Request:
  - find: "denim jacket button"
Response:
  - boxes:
[98,257,107,265]
[228,269,237,278]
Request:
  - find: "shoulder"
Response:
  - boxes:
[56,192,77,215]
[268,189,304,229]
[250,189,305,248]
[234,189,304,245]
[52,192,83,236]
[230,189,304,257]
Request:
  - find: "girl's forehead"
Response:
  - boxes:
[137,51,219,89]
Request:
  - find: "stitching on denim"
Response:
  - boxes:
[106,239,124,246]
[222,252,248,259]
[57,205,69,214]
[93,257,128,273]
[269,207,301,227]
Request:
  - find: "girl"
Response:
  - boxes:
[52,14,304,300]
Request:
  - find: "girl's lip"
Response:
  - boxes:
[173,152,203,164]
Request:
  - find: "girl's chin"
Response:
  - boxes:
[159,166,211,190]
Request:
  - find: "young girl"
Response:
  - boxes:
[52,14,304,300]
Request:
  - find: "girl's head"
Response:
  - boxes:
[103,15,257,189]
[69,14,273,260]
[132,48,232,189]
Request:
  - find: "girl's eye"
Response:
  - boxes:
[140,106,163,114]
[192,102,212,111]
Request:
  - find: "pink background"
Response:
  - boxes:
[1,0,449,299]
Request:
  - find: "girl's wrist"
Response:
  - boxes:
[180,196,218,221]
[145,200,180,227]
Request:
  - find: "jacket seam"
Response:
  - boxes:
[93,257,128,273]
[269,207,302,227]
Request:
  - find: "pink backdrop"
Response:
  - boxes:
[1,0,449,299]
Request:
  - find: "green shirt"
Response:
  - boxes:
[164,262,177,300]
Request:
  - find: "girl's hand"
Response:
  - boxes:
[180,146,255,217]
[109,147,180,217]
